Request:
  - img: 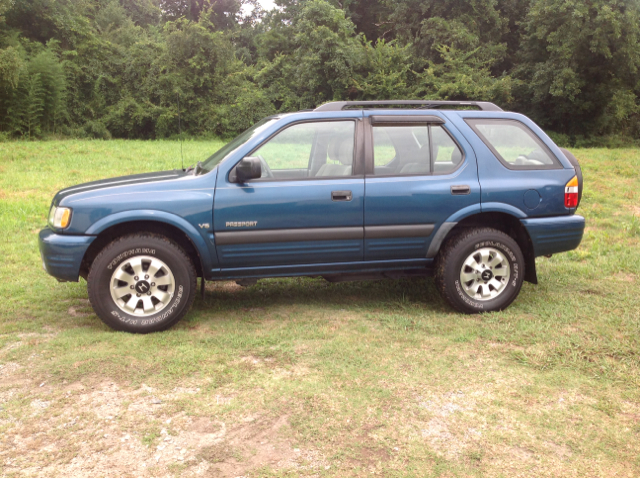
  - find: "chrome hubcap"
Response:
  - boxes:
[109,256,175,317]
[459,247,510,301]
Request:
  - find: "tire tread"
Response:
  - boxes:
[87,233,197,333]
[435,227,523,314]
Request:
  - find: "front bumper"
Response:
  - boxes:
[38,228,96,282]
[521,215,585,257]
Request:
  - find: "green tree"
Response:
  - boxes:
[384,0,512,67]
[351,39,414,99]
[28,43,67,133]
[257,0,365,110]
[0,0,14,22]
[0,46,23,89]
[0,0,638,141]
[415,45,515,104]
[17,73,45,138]
[516,0,640,137]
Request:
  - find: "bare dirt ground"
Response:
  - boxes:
[1,359,329,477]
[2,321,639,478]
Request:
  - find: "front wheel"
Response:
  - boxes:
[87,234,197,333]
[435,228,525,314]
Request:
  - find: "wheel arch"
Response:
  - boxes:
[434,211,538,284]
[80,219,206,280]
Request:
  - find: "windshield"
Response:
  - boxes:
[198,118,279,175]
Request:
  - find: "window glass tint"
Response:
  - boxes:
[432,125,463,175]
[466,119,558,168]
[373,125,429,175]
[200,117,277,174]
[411,127,429,148]
[252,121,355,179]
[373,128,396,166]
[371,124,462,176]
[254,123,315,170]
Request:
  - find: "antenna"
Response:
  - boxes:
[177,92,184,170]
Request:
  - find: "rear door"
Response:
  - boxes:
[214,118,365,270]
[363,112,480,261]
[462,117,573,217]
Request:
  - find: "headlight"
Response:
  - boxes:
[48,206,72,229]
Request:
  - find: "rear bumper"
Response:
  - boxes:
[38,228,95,282]
[521,215,585,257]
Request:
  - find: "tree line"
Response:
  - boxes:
[0,0,639,145]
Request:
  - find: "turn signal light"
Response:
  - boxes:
[565,176,579,208]
[59,208,71,228]
[48,206,72,229]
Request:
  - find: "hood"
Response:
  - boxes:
[53,170,186,205]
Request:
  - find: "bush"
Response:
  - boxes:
[82,120,112,140]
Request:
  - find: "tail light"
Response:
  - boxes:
[565,176,579,208]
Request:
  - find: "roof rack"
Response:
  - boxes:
[314,100,503,112]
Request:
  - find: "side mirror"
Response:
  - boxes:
[234,156,262,183]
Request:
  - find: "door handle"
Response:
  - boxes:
[451,185,471,195]
[331,190,353,201]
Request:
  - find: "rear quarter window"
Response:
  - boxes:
[466,119,561,170]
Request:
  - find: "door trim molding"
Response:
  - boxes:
[216,224,436,245]
[216,227,363,245]
[365,224,434,239]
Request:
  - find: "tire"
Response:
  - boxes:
[435,228,525,314]
[87,233,197,333]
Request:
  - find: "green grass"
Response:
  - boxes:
[1,141,640,477]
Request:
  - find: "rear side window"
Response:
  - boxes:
[371,124,463,176]
[466,119,560,169]
[432,125,463,174]
[373,127,397,167]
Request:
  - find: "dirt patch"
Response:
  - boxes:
[68,306,89,317]
[0,362,22,387]
[626,204,640,216]
[206,282,243,293]
[0,376,328,477]
[194,414,316,476]
[613,272,636,282]
[0,362,21,375]
[347,444,390,471]
[1,341,24,352]
[416,389,485,459]
[545,441,572,459]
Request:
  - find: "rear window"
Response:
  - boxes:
[465,119,560,169]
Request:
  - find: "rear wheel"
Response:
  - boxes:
[435,228,525,314]
[87,234,197,333]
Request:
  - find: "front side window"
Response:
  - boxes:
[371,124,462,176]
[200,117,278,174]
[250,121,356,180]
[466,119,560,169]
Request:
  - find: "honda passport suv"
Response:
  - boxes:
[39,100,585,333]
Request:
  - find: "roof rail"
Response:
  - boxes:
[314,100,503,112]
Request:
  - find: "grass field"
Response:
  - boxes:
[1,140,639,477]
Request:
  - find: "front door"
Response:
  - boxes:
[363,112,480,261]
[214,119,365,270]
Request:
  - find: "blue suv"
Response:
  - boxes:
[39,100,585,333]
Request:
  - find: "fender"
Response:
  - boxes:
[426,204,482,258]
[85,210,215,273]
[426,202,527,258]
[480,202,527,218]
